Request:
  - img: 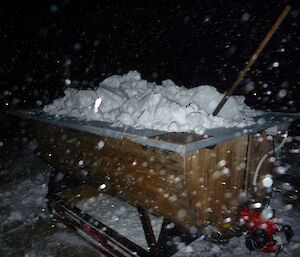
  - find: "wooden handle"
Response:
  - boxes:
[212,5,291,116]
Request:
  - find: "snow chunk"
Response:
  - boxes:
[44,71,259,133]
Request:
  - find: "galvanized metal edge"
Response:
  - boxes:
[10,110,185,153]
[185,113,298,153]
[9,110,300,154]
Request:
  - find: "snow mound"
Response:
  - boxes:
[44,71,259,133]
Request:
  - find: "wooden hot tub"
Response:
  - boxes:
[12,110,297,238]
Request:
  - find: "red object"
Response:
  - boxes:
[239,207,279,252]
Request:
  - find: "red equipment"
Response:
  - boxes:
[239,207,293,254]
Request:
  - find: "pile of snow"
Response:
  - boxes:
[44,71,259,133]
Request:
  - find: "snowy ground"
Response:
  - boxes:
[0,133,300,257]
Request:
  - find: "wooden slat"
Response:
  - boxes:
[185,136,248,232]
[31,121,192,227]
[185,148,212,225]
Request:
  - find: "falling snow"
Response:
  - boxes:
[1,1,299,256]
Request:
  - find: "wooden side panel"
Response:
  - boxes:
[245,132,274,201]
[184,148,213,226]
[185,136,249,230]
[31,122,194,227]
[30,119,273,234]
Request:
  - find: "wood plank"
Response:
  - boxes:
[185,136,248,232]
[31,121,192,227]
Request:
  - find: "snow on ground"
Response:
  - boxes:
[174,188,300,257]
[44,71,259,134]
[0,148,100,257]
[0,149,48,229]
[1,138,300,257]
[77,191,300,257]
[77,194,163,250]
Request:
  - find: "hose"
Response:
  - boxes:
[252,131,288,192]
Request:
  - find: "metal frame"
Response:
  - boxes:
[46,169,200,257]
[11,110,298,153]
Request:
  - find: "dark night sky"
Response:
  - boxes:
[1,0,299,112]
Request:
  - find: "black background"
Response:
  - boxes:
[1,0,299,112]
